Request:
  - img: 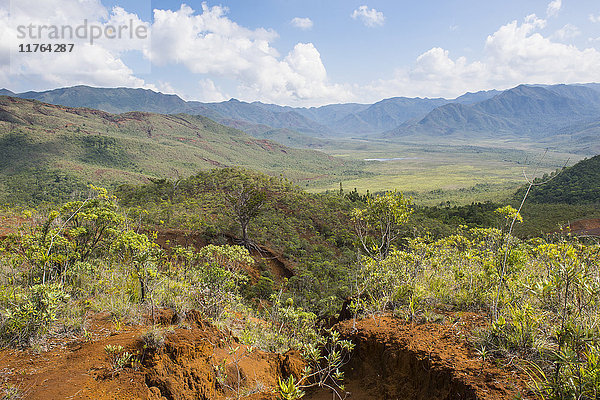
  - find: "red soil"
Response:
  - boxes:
[0,215,27,240]
[306,315,534,400]
[562,218,600,236]
[1,223,535,399]
[153,228,294,281]
[0,310,536,400]
[0,311,304,400]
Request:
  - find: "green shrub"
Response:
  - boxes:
[0,284,69,346]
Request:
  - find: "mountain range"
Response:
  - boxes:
[2,83,600,153]
[388,84,600,140]
[0,85,500,137]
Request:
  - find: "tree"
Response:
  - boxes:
[226,183,266,248]
[59,186,122,262]
[111,230,159,303]
[14,186,122,283]
[351,191,412,260]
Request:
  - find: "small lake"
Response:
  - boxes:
[363,157,420,161]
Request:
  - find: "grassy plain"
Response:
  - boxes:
[304,137,583,205]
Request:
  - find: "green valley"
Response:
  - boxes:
[4,1,600,398]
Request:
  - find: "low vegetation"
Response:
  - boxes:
[1,165,599,399]
[0,178,356,398]
[347,194,600,399]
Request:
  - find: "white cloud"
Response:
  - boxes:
[546,0,562,17]
[237,42,353,104]
[0,0,349,105]
[156,81,177,95]
[150,4,278,74]
[482,15,595,87]
[590,14,600,23]
[351,5,385,27]
[524,14,547,29]
[0,0,151,90]
[1,0,599,107]
[362,14,600,99]
[291,17,313,30]
[482,15,600,87]
[197,78,227,102]
[95,6,151,54]
[150,4,351,105]
[15,44,148,88]
[552,24,581,41]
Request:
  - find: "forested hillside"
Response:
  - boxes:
[517,155,600,204]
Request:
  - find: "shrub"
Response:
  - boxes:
[140,326,169,352]
[0,284,69,346]
[104,344,134,371]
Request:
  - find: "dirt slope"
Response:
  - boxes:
[307,315,533,400]
[153,228,295,281]
[564,218,600,236]
[0,311,303,400]
[0,310,534,400]
[0,214,26,240]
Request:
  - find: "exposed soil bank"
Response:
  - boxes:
[564,218,600,236]
[0,214,26,240]
[153,228,295,281]
[306,315,532,400]
[0,311,533,400]
[0,311,303,400]
[142,315,304,400]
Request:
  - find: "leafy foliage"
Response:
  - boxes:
[2,163,600,399]
[0,284,69,346]
[351,191,412,260]
[117,168,358,316]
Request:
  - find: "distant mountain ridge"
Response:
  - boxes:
[2,83,600,151]
[0,96,350,203]
[386,84,600,149]
[0,85,503,137]
[6,86,331,143]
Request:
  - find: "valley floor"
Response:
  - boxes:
[305,138,579,205]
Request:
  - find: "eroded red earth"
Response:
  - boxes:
[0,311,535,400]
[307,315,532,400]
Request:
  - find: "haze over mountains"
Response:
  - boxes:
[2,83,600,153]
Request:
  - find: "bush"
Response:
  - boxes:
[0,284,69,346]
[140,326,170,352]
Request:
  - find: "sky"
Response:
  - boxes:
[1,0,600,106]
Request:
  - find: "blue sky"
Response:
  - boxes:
[2,0,600,105]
